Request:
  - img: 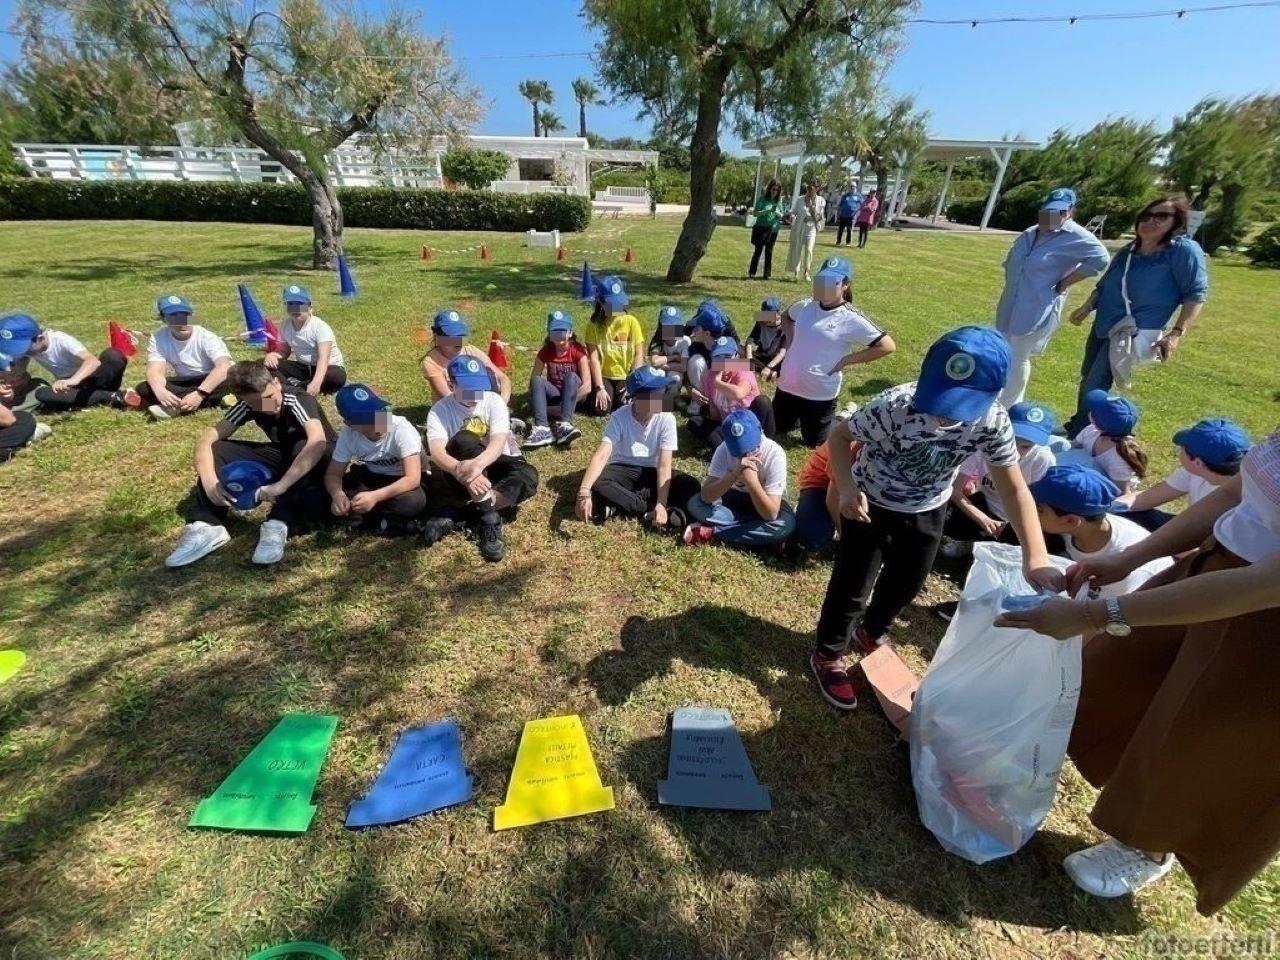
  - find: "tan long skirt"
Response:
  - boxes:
[1068,539,1280,915]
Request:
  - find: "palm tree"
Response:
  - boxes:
[517,80,553,137]
[539,109,565,137]
[571,77,603,138]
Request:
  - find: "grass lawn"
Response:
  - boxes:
[1,214,1277,960]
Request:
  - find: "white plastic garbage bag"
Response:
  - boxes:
[910,543,1077,864]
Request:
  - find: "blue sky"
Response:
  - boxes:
[0,0,1276,153]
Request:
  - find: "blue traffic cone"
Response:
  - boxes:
[337,254,357,298]
[578,261,596,301]
[237,283,267,346]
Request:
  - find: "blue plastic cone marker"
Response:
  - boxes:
[336,255,357,298]
[238,282,268,347]
[658,707,771,812]
[345,719,473,828]
[578,261,596,301]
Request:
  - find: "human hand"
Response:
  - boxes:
[154,387,181,410]
[454,460,481,484]
[1068,304,1090,326]
[349,491,379,515]
[1154,332,1180,361]
[1024,563,1067,595]
[256,482,286,504]
[978,514,1007,540]
[202,478,233,509]
[330,490,351,516]
[575,491,592,522]
[594,388,610,412]
[263,352,281,370]
[1067,553,1136,596]
[995,596,1092,640]
[307,380,323,397]
[51,379,74,393]
[647,503,668,527]
[839,486,870,523]
[178,391,204,413]
[465,474,492,500]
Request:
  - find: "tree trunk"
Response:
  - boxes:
[1204,181,1243,254]
[874,167,890,225]
[666,59,730,284]
[307,176,343,270]
[579,102,588,139]
[531,102,540,137]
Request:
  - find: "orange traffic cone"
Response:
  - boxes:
[623,246,635,263]
[487,329,510,371]
[422,245,432,261]
[555,245,566,262]
[479,243,490,261]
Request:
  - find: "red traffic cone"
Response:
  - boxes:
[479,243,490,261]
[107,321,137,358]
[421,245,432,261]
[487,329,510,371]
[555,245,566,262]
[623,246,635,263]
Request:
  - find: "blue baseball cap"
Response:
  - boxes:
[157,294,192,317]
[447,354,491,392]
[658,304,685,327]
[626,365,668,395]
[218,459,275,511]
[710,336,739,360]
[913,327,1011,422]
[760,297,782,312]
[1041,187,1077,212]
[335,383,390,424]
[1008,402,1056,446]
[1085,389,1139,437]
[596,275,629,311]
[691,300,728,337]
[432,309,470,338]
[0,313,40,357]
[722,408,763,458]
[1030,464,1120,519]
[815,255,853,283]
[1173,417,1251,469]
[283,284,311,305]
[546,309,574,334]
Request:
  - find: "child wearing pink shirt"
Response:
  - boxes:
[687,336,776,447]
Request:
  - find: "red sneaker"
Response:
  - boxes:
[852,624,889,655]
[681,522,716,547]
[118,388,143,410]
[809,650,858,710]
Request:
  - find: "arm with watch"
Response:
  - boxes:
[181,357,233,412]
[575,440,613,521]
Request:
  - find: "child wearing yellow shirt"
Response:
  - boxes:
[584,275,644,414]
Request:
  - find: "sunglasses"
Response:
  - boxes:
[1138,211,1175,223]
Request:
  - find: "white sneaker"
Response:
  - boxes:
[523,424,554,449]
[164,521,230,568]
[31,422,53,443]
[940,538,972,560]
[147,404,171,421]
[1063,839,1174,899]
[252,519,288,565]
[509,417,527,438]
[835,400,860,420]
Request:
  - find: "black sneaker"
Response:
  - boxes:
[476,511,506,562]
[666,506,688,532]
[591,501,616,525]
[420,510,461,547]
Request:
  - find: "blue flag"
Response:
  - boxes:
[345,719,473,828]
[658,707,771,812]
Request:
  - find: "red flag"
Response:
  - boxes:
[108,321,137,358]
[263,317,284,353]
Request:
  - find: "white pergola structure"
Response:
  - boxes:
[742,135,1041,230]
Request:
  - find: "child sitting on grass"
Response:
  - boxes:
[584,276,645,413]
[1114,417,1250,531]
[647,304,690,407]
[323,383,428,535]
[1071,390,1146,494]
[524,309,589,449]
[682,408,795,550]
[687,336,777,447]
[747,297,786,382]
[423,354,539,562]
[684,300,739,416]
[576,365,700,530]
[793,436,862,554]
[0,312,129,411]
[265,285,347,395]
[133,295,233,420]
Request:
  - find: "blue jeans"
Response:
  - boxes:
[687,489,796,548]
[1065,330,1112,437]
[530,372,582,427]
[794,487,835,552]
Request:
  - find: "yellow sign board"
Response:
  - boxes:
[493,715,614,830]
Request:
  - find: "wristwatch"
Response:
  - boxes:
[195,387,211,398]
[1103,597,1132,637]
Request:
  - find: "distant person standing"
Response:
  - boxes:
[855,188,879,249]
[748,179,787,280]
[835,183,863,247]
[787,182,826,282]
[995,187,1110,406]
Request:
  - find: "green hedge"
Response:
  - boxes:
[948,182,1140,239]
[1248,223,1280,267]
[0,177,592,232]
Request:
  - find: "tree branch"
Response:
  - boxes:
[142,0,214,92]
[322,93,388,150]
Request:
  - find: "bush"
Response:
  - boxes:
[0,177,592,232]
[1248,223,1280,266]
[591,168,689,204]
[947,181,1140,239]
[439,148,511,190]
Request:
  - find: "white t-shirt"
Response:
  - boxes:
[961,443,1055,521]
[1213,432,1280,563]
[709,437,788,497]
[662,335,691,366]
[602,407,677,468]
[1165,466,1217,506]
[1065,513,1171,600]
[282,315,344,368]
[848,383,1018,513]
[31,329,89,379]
[333,414,423,477]
[146,325,231,379]
[777,298,884,401]
[425,392,521,458]
[1074,424,1138,493]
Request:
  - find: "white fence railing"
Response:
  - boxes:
[490,181,573,195]
[594,185,651,204]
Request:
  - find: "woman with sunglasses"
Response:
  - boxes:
[1064,196,1208,436]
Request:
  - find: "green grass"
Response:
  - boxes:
[0,216,1277,960]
